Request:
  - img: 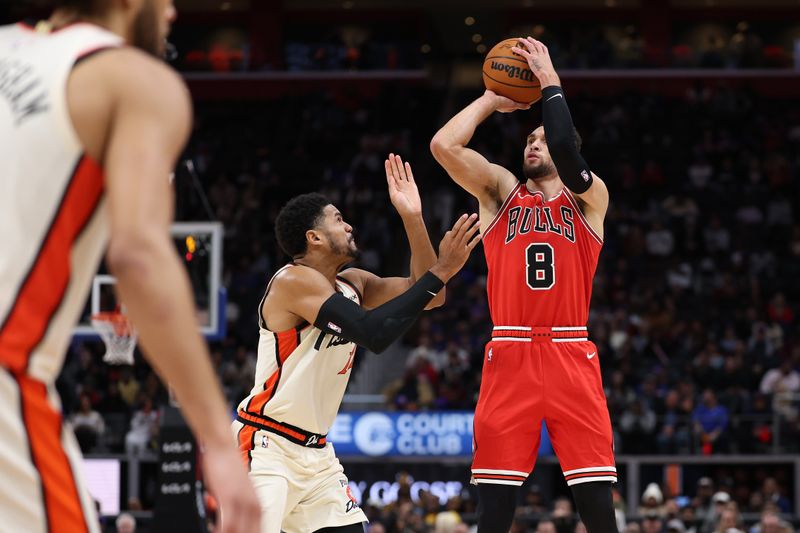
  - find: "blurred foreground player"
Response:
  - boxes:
[0,1,259,531]
[234,155,481,532]
[431,38,617,533]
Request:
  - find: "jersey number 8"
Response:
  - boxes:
[525,243,555,290]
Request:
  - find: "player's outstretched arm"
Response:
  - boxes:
[513,37,609,236]
[276,215,481,354]
[342,154,444,310]
[95,50,260,533]
[430,93,521,215]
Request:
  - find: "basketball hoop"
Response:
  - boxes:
[91,311,137,365]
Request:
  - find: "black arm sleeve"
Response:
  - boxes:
[541,85,593,194]
[313,271,444,354]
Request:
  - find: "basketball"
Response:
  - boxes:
[482,38,542,105]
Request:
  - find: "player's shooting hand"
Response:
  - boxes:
[511,37,561,87]
[203,443,261,533]
[430,214,482,282]
[483,89,531,113]
[385,153,422,218]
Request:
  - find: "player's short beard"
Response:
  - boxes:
[326,231,359,261]
[523,158,556,181]
[131,0,161,57]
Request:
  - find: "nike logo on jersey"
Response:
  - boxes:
[426,290,438,297]
[546,93,564,102]
[586,352,596,360]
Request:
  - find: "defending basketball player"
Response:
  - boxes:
[0,1,259,532]
[431,38,617,533]
[233,154,481,533]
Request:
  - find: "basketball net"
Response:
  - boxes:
[91,308,137,365]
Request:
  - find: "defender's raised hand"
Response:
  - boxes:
[430,214,482,282]
[385,153,422,218]
[511,37,560,88]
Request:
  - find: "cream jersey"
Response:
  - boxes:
[0,23,122,382]
[237,265,362,436]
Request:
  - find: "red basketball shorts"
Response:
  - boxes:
[471,326,616,487]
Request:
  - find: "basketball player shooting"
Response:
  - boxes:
[431,38,617,533]
[233,154,481,533]
[0,1,259,532]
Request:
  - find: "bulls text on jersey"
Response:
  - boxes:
[505,205,576,244]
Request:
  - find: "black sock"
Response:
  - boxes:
[477,483,520,533]
[570,481,619,533]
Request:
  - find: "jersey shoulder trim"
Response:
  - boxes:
[563,189,603,245]
[483,182,522,238]
[335,275,363,305]
[257,264,296,330]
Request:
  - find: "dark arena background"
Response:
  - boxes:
[3,0,800,532]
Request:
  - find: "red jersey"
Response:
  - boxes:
[482,183,603,327]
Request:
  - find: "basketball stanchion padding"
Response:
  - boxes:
[91,311,137,365]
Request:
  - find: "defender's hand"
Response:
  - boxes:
[483,89,531,113]
[511,37,560,87]
[203,444,261,533]
[430,214,482,281]
[385,153,422,218]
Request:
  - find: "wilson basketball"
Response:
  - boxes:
[482,38,542,105]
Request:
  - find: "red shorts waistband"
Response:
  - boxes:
[491,326,588,343]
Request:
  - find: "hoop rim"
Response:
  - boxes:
[91,311,134,337]
[90,311,129,323]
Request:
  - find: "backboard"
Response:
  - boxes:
[71,222,225,341]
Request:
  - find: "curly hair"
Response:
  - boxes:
[274,193,331,258]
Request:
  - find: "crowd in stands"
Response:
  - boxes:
[172,19,798,72]
[355,473,797,532]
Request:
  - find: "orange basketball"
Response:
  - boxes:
[482,38,542,105]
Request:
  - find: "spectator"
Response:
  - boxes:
[537,520,558,533]
[714,506,743,533]
[115,512,136,533]
[758,478,792,514]
[646,221,676,257]
[519,485,548,518]
[625,523,643,533]
[552,497,576,533]
[693,390,730,453]
[749,510,781,533]
[117,368,140,407]
[125,397,159,456]
[642,512,664,533]
[70,393,105,452]
[657,389,692,453]
[668,519,687,533]
[759,359,800,396]
[694,477,716,523]
[620,399,658,454]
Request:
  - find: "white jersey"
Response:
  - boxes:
[237,265,361,437]
[0,21,122,533]
[0,22,122,382]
